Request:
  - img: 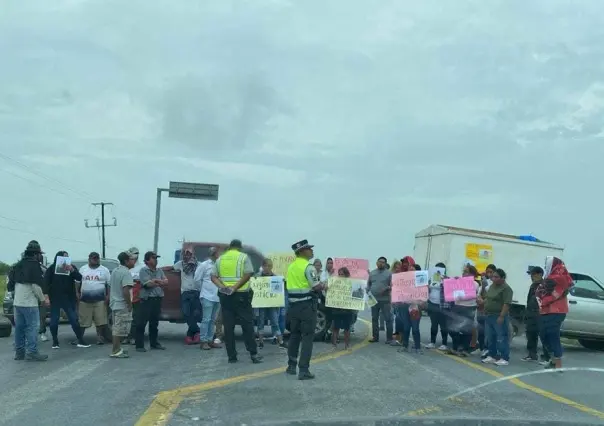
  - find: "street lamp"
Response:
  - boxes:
[153,181,219,253]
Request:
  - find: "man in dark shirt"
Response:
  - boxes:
[136,251,168,352]
[523,267,550,363]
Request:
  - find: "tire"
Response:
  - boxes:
[314,308,328,341]
[578,339,604,351]
[0,324,12,338]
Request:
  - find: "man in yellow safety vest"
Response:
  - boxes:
[286,239,324,380]
[211,239,263,364]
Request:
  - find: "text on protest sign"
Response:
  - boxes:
[443,276,477,302]
[391,272,428,303]
[250,276,285,308]
[325,276,366,311]
[266,253,296,277]
[333,258,369,280]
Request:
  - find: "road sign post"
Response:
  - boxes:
[153,182,219,253]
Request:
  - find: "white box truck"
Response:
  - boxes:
[413,224,565,335]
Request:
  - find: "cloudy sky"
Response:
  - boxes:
[1,0,602,273]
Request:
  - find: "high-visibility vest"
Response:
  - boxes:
[218,249,250,292]
[286,256,313,302]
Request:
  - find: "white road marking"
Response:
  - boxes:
[0,359,108,424]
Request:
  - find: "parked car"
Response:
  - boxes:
[561,272,604,350]
[2,258,119,328]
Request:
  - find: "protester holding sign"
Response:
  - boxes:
[425,262,450,351]
[255,259,287,349]
[446,265,480,357]
[328,268,355,350]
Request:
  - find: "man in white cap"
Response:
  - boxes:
[124,246,142,344]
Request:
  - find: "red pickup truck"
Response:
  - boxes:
[159,242,330,340]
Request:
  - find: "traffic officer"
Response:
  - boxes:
[211,239,263,364]
[286,239,324,380]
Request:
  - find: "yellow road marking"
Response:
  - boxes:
[135,319,372,426]
[440,353,604,420]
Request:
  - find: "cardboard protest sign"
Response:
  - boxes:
[464,243,493,273]
[333,258,369,280]
[266,253,296,277]
[443,276,477,302]
[250,276,285,308]
[325,276,366,310]
[391,271,429,303]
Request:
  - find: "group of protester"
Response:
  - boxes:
[312,254,573,370]
[9,238,574,372]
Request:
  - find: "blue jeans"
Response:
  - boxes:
[200,299,220,342]
[181,290,201,337]
[278,292,289,335]
[14,306,40,355]
[485,314,510,361]
[398,304,421,349]
[257,308,281,337]
[539,313,566,359]
[49,298,81,341]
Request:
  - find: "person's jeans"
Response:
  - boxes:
[485,314,510,361]
[278,292,289,335]
[427,302,448,346]
[39,304,47,334]
[477,314,486,350]
[371,301,393,340]
[49,298,82,342]
[257,308,281,337]
[135,297,162,348]
[398,304,421,349]
[14,306,40,355]
[200,299,220,342]
[181,290,201,337]
[539,313,565,359]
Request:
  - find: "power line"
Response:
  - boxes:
[0,223,92,246]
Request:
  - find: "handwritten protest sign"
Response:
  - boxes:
[266,253,296,277]
[250,276,285,308]
[326,277,366,310]
[333,258,369,280]
[443,276,477,302]
[391,272,429,303]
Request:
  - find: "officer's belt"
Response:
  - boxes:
[289,292,313,303]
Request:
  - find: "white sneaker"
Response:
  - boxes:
[438,345,448,351]
[424,343,435,349]
[495,359,509,366]
[481,349,489,357]
[471,348,482,355]
[481,356,496,364]
[39,333,48,342]
[213,338,222,345]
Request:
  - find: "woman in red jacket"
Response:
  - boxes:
[536,256,573,371]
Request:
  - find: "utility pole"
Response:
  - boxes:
[85,202,117,258]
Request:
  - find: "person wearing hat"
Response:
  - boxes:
[210,239,262,364]
[286,239,324,380]
[522,266,551,363]
[124,246,142,344]
[77,252,112,344]
[136,251,168,351]
[9,241,50,361]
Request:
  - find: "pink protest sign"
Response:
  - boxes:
[443,276,477,302]
[333,258,369,280]
[391,272,428,303]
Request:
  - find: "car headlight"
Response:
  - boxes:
[3,291,13,302]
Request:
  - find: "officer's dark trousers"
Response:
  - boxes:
[135,297,162,349]
[219,292,257,360]
[287,299,317,372]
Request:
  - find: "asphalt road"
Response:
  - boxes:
[1,315,604,426]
